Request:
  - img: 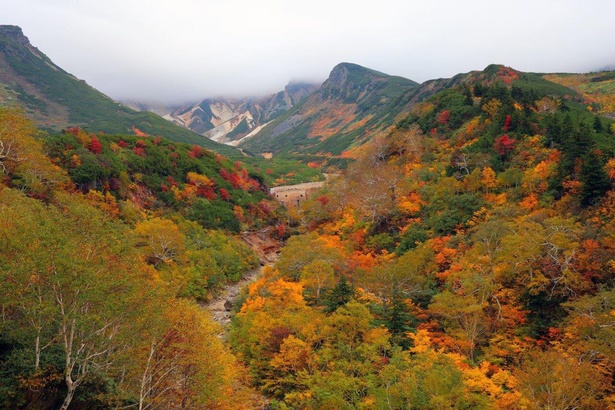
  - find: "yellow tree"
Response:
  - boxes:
[533,96,561,114]
[562,288,615,388]
[300,260,335,303]
[0,188,60,371]
[232,277,319,396]
[127,298,256,409]
[430,290,488,361]
[0,189,159,410]
[363,244,436,306]
[135,217,186,267]
[516,349,607,409]
[496,216,588,298]
[51,192,157,410]
[429,220,520,361]
[275,233,345,281]
[481,167,497,192]
[186,171,214,189]
[482,99,502,120]
[0,107,67,195]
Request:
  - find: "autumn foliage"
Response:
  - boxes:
[86,136,102,154]
[4,63,615,408]
[494,134,515,155]
[229,74,615,408]
[0,109,265,408]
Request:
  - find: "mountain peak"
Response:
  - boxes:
[326,62,390,88]
[331,62,389,77]
[241,62,420,157]
[0,25,30,46]
[0,25,25,37]
[0,24,47,64]
[320,62,417,102]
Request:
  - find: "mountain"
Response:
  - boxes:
[125,82,319,145]
[238,63,602,164]
[4,24,615,408]
[392,64,583,122]
[542,70,615,119]
[0,25,237,156]
[238,63,419,159]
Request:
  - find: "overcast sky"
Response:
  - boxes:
[2,0,614,103]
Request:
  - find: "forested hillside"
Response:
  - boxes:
[230,66,615,409]
[544,70,615,118]
[0,108,276,409]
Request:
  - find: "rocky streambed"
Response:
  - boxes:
[205,231,280,328]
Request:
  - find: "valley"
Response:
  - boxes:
[2,23,615,410]
[207,231,281,327]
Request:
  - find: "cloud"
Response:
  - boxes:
[2,0,614,103]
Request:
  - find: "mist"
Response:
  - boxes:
[2,0,614,103]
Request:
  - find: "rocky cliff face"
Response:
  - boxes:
[0,25,46,55]
[125,82,319,145]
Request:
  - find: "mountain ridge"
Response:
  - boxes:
[3,25,613,165]
[125,81,319,145]
[239,61,614,164]
[0,25,238,156]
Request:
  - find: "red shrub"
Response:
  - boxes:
[437,110,451,125]
[494,134,516,155]
[87,137,102,154]
[189,145,203,158]
[503,115,512,131]
[219,188,231,201]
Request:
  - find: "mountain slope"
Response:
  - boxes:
[229,64,615,410]
[239,63,419,158]
[0,108,266,408]
[543,70,615,118]
[237,62,591,163]
[0,25,237,156]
